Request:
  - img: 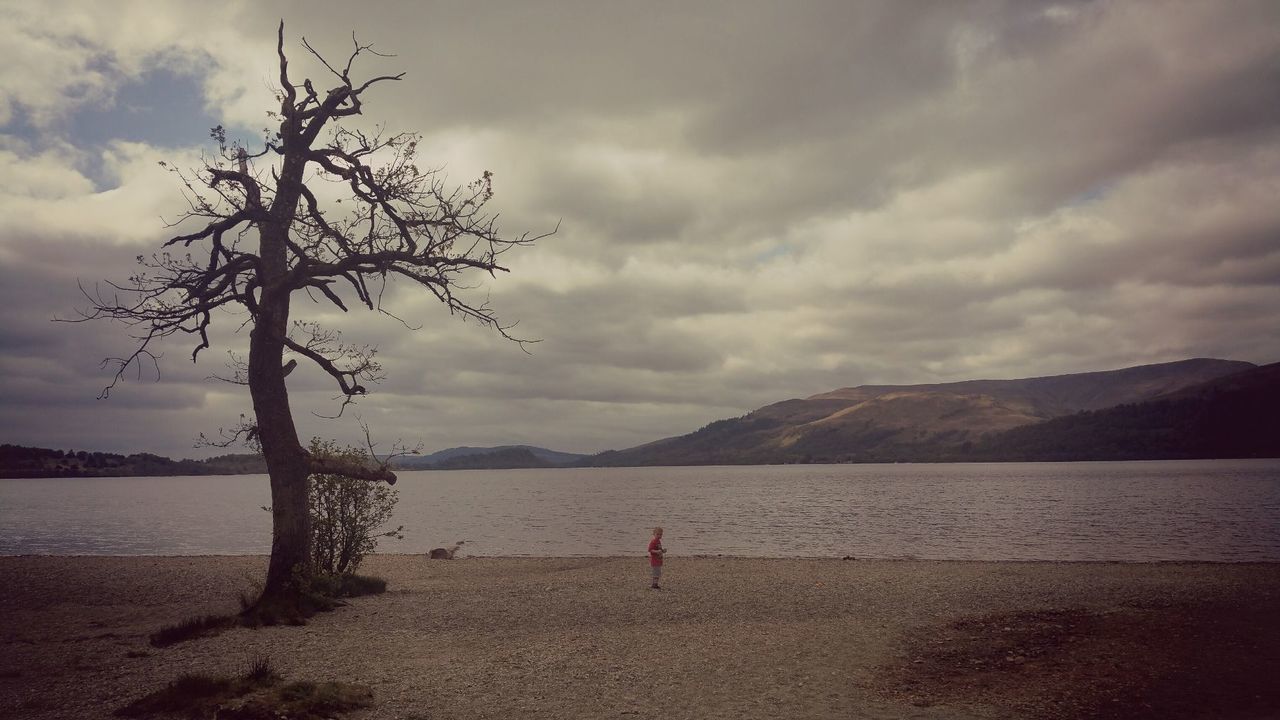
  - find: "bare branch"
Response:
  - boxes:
[357,416,421,467]
[277,20,296,109]
[306,449,396,484]
[95,344,161,399]
[282,322,382,398]
[195,414,260,451]
[208,350,249,386]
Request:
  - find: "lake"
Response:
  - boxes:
[2,459,1278,561]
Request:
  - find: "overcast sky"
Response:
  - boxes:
[2,1,1278,459]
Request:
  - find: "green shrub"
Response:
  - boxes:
[307,438,404,576]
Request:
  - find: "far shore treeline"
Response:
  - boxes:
[0,446,267,479]
[4,358,1278,479]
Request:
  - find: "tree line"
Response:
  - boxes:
[0,444,267,478]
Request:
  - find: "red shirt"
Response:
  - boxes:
[648,536,664,566]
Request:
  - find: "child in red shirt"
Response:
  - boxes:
[648,526,665,589]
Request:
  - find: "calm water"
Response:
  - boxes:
[2,460,1278,561]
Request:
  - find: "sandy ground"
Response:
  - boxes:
[1,555,1278,720]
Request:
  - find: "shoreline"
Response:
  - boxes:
[3,555,1278,719]
[5,455,1279,480]
[5,552,1280,564]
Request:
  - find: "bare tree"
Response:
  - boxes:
[75,23,547,616]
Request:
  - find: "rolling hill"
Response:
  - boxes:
[965,361,1280,461]
[587,358,1263,465]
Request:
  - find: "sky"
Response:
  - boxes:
[1,1,1278,460]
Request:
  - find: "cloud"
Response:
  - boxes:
[1,1,1278,458]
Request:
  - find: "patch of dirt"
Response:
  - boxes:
[872,600,1280,719]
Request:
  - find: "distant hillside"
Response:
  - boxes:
[7,358,1271,475]
[588,358,1261,465]
[0,441,586,477]
[962,361,1280,461]
[431,447,555,470]
[393,445,587,470]
[0,445,266,478]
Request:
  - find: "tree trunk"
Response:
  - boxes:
[244,117,400,617]
[250,147,311,614]
[248,280,311,612]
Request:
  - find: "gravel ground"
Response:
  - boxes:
[1,555,1277,719]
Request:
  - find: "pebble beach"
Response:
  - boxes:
[2,554,1278,719]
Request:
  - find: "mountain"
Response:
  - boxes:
[587,359,1262,466]
[6,359,1270,475]
[392,445,587,470]
[965,361,1280,461]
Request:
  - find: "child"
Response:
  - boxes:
[648,526,665,589]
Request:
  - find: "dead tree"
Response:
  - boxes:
[76,23,546,615]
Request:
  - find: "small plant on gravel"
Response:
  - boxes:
[238,579,264,613]
[244,657,278,684]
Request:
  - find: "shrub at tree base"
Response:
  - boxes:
[308,438,404,577]
[236,570,387,628]
[238,435,399,626]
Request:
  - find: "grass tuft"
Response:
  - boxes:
[244,657,278,684]
[115,673,233,717]
[269,679,373,717]
[116,664,371,720]
[305,573,387,601]
[148,614,237,648]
